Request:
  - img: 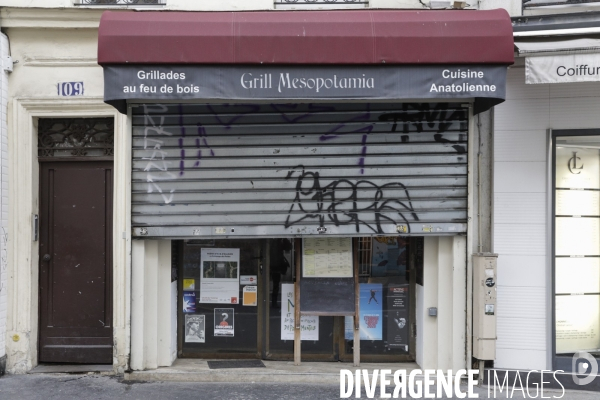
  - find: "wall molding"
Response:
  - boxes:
[0,8,104,29]
[22,56,99,67]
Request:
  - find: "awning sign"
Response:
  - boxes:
[103,65,507,115]
[526,54,600,84]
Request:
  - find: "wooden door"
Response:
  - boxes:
[39,161,113,364]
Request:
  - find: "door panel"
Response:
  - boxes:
[39,161,113,364]
[178,239,261,358]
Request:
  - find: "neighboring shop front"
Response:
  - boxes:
[494,14,600,373]
[97,9,513,370]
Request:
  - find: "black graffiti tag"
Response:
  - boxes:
[284,166,419,233]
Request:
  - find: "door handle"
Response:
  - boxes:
[42,254,51,262]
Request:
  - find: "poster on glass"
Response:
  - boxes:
[214,308,235,337]
[183,292,196,313]
[280,283,319,341]
[184,314,205,343]
[387,284,409,351]
[199,248,240,304]
[345,283,383,340]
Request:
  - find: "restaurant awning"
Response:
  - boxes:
[98,10,514,114]
[98,10,514,65]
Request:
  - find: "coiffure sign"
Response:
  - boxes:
[526,53,600,84]
[102,65,507,114]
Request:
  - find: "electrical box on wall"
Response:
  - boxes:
[473,253,498,360]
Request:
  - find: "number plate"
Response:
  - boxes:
[57,82,84,96]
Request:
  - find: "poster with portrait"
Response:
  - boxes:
[386,284,409,351]
[345,283,383,340]
[199,248,240,304]
[214,308,235,337]
[184,314,205,343]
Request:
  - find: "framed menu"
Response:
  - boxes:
[302,237,353,278]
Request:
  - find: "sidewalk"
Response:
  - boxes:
[0,372,598,400]
[124,359,419,384]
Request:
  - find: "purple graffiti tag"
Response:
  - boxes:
[359,133,368,174]
[316,105,373,174]
[178,104,187,176]
[207,103,261,129]
[197,125,215,157]
[190,124,216,168]
[270,103,337,124]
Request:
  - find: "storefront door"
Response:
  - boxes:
[553,131,600,372]
[178,238,338,360]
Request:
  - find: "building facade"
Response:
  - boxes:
[1,0,562,378]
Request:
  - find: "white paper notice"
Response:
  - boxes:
[302,237,352,278]
[555,217,600,256]
[556,295,600,353]
[556,190,600,216]
[280,283,319,341]
[199,248,240,304]
[556,258,600,295]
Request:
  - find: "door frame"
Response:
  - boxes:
[6,98,128,373]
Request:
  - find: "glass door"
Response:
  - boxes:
[553,132,600,372]
[179,239,263,358]
[264,238,337,361]
[339,237,416,362]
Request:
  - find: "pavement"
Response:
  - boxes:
[1,360,598,399]
[124,359,420,383]
[0,371,599,399]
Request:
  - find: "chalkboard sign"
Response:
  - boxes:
[300,278,355,316]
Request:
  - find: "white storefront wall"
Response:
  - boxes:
[493,63,600,370]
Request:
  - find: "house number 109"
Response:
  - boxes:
[57,82,84,96]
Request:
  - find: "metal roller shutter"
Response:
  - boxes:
[131,103,469,238]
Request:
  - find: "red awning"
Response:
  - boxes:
[98,10,514,65]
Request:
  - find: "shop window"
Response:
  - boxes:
[344,237,412,357]
[274,0,368,10]
[553,131,600,371]
[178,236,415,361]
